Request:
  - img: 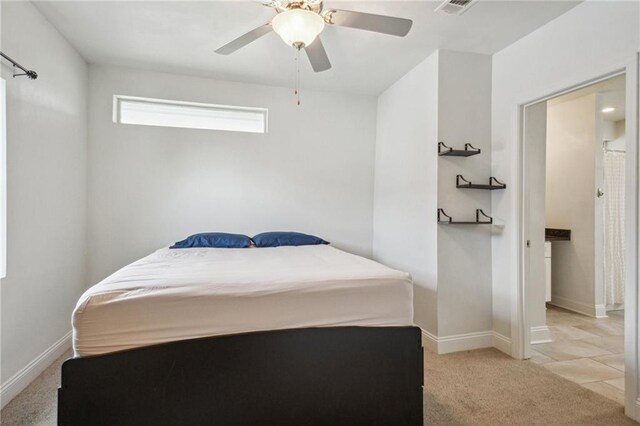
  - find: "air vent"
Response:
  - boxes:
[435,0,478,15]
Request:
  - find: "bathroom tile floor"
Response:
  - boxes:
[531,305,625,405]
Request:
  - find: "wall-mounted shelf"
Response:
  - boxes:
[438,142,481,157]
[437,208,493,224]
[456,175,507,190]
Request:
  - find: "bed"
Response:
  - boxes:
[58,245,423,425]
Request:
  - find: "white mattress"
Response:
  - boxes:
[73,245,413,356]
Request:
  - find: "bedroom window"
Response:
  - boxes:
[113,95,268,134]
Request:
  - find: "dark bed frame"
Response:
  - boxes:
[58,326,423,425]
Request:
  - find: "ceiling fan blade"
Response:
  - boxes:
[325,9,412,37]
[215,23,272,55]
[304,37,332,72]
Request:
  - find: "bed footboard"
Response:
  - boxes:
[58,326,423,425]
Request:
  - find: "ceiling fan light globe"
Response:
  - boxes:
[272,9,325,47]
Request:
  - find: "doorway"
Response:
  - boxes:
[521,73,629,405]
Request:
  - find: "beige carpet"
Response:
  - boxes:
[424,348,636,425]
[0,349,72,426]
[1,347,636,425]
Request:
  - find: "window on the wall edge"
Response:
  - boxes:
[113,95,268,134]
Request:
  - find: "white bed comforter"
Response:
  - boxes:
[73,245,413,356]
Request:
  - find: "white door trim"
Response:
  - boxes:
[623,52,639,420]
[514,53,639,420]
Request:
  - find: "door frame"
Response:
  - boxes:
[515,53,639,419]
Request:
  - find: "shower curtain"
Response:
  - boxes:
[604,150,625,307]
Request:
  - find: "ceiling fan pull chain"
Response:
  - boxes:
[295,45,301,106]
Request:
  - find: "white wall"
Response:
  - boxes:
[0,0,88,405]
[436,50,493,338]
[373,52,439,333]
[605,119,626,151]
[603,120,616,142]
[373,49,493,345]
[87,65,377,283]
[546,94,600,316]
[491,0,639,347]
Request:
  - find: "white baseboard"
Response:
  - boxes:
[530,326,552,344]
[421,329,438,353]
[492,331,512,355]
[421,328,509,355]
[550,295,601,318]
[0,331,72,409]
[595,304,608,319]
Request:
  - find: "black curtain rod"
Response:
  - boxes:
[0,51,38,80]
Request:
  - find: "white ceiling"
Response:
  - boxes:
[33,1,582,95]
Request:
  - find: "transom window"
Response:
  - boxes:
[113,95,268,134]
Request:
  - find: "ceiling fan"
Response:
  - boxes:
[215,0,413,73]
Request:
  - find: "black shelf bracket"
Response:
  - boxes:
[456,175,507,190]
[437,208,493,224]
[0,51,38,80]
[476,209,493,224]
[438,142,481,157]
[437,208,453,223]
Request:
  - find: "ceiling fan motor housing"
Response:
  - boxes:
[274,0,323,14]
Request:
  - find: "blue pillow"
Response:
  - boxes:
[252,232,329,248]
[170,233,252,249]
